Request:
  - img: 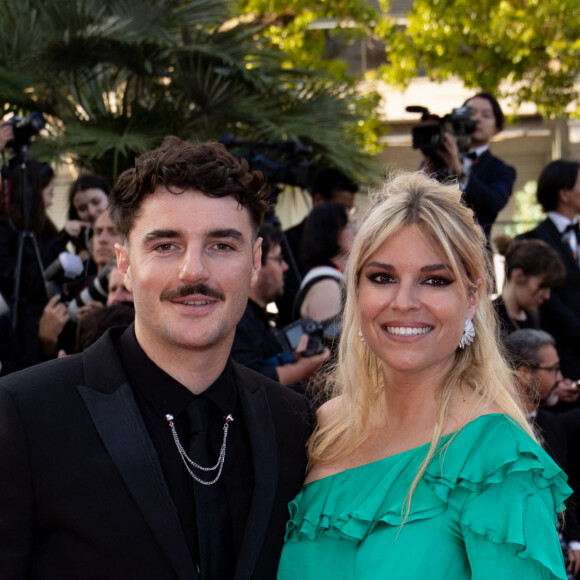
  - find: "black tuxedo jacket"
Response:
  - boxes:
[519,218,580,379]
[463,150,516,240]
[0,328,313,580]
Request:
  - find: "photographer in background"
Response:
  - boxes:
[0,158,60,367]
[66,173,110,261]
[38,210,121,357]
[232,223,329,392]
[424,92,516,242]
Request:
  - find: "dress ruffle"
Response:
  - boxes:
[285,414,571,578]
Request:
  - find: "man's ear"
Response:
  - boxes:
[115,243,132,292]
[250,236,262,289]
[511,268,526,285]
[518,364,536,380]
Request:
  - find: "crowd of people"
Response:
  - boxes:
[0,92,579,580]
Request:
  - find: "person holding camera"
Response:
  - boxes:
[0,158,62,367]
[38,210,122,357]
[424,92,516,242]
[65,173,111,261]
[232,222,329,390]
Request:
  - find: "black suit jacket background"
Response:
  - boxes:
[519,218,580,379]
[463,150,516,241]
[0,327,313,580]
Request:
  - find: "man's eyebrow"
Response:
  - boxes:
[142,228,246,244]
[142,229,180,244]
[207,228,245,241]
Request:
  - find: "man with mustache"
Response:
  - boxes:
[0,137,314,580]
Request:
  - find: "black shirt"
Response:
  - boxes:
[117,326,254,579]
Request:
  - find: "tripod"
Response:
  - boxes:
[1,147,47,331]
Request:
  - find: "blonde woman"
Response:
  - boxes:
[278,173,571,579]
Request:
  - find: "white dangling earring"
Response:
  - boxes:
[358,329,366,344]
[458,317,475,349]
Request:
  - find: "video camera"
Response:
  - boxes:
[44,252,85,299]
[6,112,46,152]
[276,316,341,358]
[406,105,476,155]
[67,262,114,322]
[219,134,316,193]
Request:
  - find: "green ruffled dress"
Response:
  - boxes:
[278,414,571,579]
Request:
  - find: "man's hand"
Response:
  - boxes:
[554,379,580,403]
[275,334,330,386]
[433,132,463,176]
[38,295,70,354]
[567,548,580,577]
[63,220,89,239]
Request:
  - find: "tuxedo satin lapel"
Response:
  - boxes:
[541,220,580,272]
[234,376,278,580]
[78,383,198,580]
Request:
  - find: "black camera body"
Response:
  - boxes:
[407,105,476,155]
[276,317,341,357]
[7,112,46,151]
[219,134,315,191]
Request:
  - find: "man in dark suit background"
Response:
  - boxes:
[503,328,580,577]
[518,159,580,382]
[424,91,516,242]
[0,137,313,579]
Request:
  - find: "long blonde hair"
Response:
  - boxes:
[308,173,531,494]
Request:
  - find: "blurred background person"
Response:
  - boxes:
[66,173,111,265]
[107,263,134,306]
[38,211,121,358]
[504,328,580,577]
[519,160,580,381]
[493,236,566,336]
[293,201,357,323]
[0,158,61,367]
[232,223,329,392]
[424,91,516,244]
[277,168,359,326]
[74,303,135,353]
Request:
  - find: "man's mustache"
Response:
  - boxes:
[161,284,225,302]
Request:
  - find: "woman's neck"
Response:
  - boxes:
[501,283,526,321]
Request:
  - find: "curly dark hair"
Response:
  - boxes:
[109,136,271,240]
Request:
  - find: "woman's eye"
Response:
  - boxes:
[368,272,394,284]
[424,276,454,287]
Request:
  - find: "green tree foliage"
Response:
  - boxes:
[233,0,380,75]
[504,180,544,237]
[0,0,381,182]
[381,0,580,117]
